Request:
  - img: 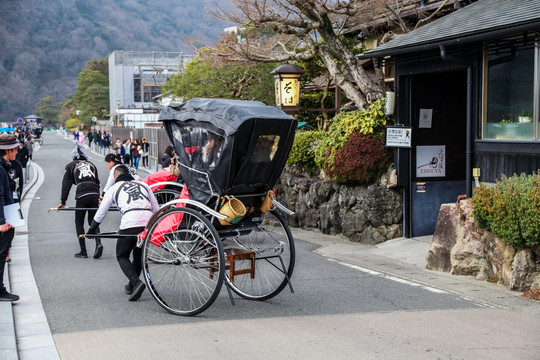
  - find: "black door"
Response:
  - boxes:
[409,71,467,236]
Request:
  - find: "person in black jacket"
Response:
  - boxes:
[57,145,103,259]
[160,145,175,168]
[0,134,20,301]
[8,160,23,202]
[140,137,150,168]
[16,141,29,169]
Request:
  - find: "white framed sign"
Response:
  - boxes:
[385,126,412,148]
[418,109,433,128]
[416,145,445,177]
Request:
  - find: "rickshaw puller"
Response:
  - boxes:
[87,165,159,301]
[58,145,102,258]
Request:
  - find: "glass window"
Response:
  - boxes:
[143,86,163,102]
[251,135,280,163]
[133,76,141,102]
[173,128,224,171]
[482,42,536,140]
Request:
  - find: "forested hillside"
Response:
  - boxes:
[0,0,229,123]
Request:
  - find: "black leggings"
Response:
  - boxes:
[74,195,100,252]
[117,227,145,286]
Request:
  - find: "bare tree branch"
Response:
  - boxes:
[413,0,450,30]
[206,0,455,109]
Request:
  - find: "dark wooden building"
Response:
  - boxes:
[359,0,540,237]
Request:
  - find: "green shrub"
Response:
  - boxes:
[328,132,391,185]
[470,184,493,230]
[518,173,540,247]
[296,92,336,128]
[471,173,540,248]
[287,130,325,172]
[314,99,387,176]
[65,118,80,130]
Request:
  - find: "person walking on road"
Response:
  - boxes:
[102,153,140,195]
[120,139,132,165]
[87,165,159,301]
[131,138,142,170]
[0,134,21,301]
[141,137,149,168]
[58,145,103,259]
[112,138,122,155]
[16,141,29,174]
[25,132,33,161]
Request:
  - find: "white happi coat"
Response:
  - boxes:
[94,180,159,230]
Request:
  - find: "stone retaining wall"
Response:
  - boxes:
[275,169,403,244]
[426,199,540,292]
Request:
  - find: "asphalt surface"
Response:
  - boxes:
[2,132,539,360]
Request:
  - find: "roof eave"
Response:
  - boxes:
[358,20,540,59]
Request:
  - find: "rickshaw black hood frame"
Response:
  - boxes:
[159,98,297,206]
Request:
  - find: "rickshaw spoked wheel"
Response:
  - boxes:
[153,187,182,205]
[142,206,225,316]
[222,210,295,301]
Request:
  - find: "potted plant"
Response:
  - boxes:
[518,109,533,123]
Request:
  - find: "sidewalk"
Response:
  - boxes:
[0,159,59,360]
[1,134,538,359]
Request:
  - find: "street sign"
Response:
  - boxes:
[17,118,23,123]
[385,126,412,148]
[92,116,97,122]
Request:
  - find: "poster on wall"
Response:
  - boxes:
[385,126,412,148]
[419,109,433,128]
[416,145,445,177]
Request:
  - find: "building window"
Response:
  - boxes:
[482,37,537,141]
[143,86,163,102]
[134,76,141,102]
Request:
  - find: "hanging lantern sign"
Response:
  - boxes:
[270,64,305,114]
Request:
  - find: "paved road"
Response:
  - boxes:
[20,133,540,359]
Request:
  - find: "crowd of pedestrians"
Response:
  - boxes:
[73,129,111,151]
[0,127,180,304]
[73,129,158,171]
[0,133,26,302]
[0,127,39,302]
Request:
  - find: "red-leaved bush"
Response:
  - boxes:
[328,132,391,185]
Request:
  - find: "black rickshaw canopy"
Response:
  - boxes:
[159,98,297,205]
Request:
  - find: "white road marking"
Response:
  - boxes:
[328,259,494,308]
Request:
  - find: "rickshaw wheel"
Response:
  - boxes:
[153,187,182,205]
[142,206,224,316]
[223,210,295,301]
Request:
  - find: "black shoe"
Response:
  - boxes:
[93,244,103,259]
[74,252,88,258]
[129,281,146,301]
[0,291,19,302]
[124,283,133,295]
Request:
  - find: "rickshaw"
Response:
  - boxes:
[138,98,298,316]
[31,126,44,145]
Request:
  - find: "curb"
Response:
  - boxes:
[1,162,39,360]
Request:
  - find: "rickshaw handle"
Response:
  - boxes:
[160,199,228,220]
[272,200,296,216]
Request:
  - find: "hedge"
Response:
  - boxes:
[471,173,540,248]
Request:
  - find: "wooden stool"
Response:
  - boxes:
[225,247,256,283]
[209,247,256,282]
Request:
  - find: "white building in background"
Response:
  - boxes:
[108,50,194,128]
